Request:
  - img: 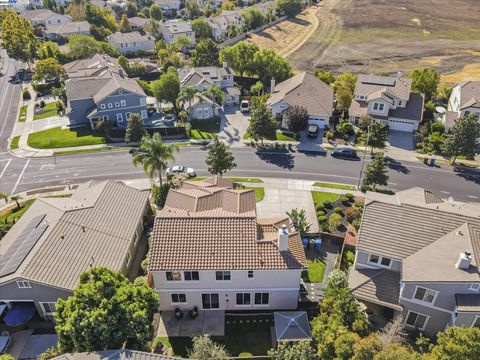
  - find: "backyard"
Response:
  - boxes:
[33,101,61,120]
[301,258,326,283]
[27,126,108,149]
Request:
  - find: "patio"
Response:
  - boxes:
[157,310,225,337]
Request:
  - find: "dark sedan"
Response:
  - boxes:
[331,147,357,159]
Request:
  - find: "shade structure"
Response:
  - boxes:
[3,302,36,326]
[0,336,10,353]
[0,304,6,316]
[274,311,311,341]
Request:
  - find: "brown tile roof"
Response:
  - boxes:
[149,179,306,271]
[266,72,334,117]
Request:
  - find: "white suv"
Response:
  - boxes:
[240,100,250,113]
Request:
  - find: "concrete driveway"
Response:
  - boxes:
[297,128,326,153]
[385,130,417,162]
[218,108,250,147]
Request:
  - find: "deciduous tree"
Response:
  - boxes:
[150,70,180,113]
[409,68,440,101]
[205,137,237,176]
[149,3,162,20]
[125,113,146,143]
[188,335,229,360]
[67,35,119,59]
[247,97,277,144]
[276,0,303,17]
[443,113,480,163]
[119,14,132,33]
[284,105,309,132]
[364,120,388,153]
[191,39,219,67]
[268,341,316,360]
[33,58,63,86]
[315,70,335,85]
[332,72,357,95]
[192,18,212,39]
[242,7,264,30]
[219,41,258,77]
[336,89,352,113]
[252,48,292,86]
[54,267,159,353]
[362,152,389,190]
[426,327,480,360]
[1,12,37,66]
[85,3,117,32]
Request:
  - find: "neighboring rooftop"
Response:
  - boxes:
[457,81,480,109]
[44,21,90,35]
[108,31,153,44]
[21,9,68,22]
[266,72,334,117]
[53,349,182,360]
[179,64,233,88]
[128,16,147,27]
[149,178,306,271]
[354,74,412,101]
[162,20,193,34]
[0,181,149,290]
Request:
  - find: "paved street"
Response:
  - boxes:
[1,147,479,202]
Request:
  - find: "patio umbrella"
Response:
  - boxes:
[3,303,36,326]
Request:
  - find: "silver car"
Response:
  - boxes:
[165,165,197,177]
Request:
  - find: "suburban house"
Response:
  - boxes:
[184,94,221,120]
[128,16,148,31]
[155,0,182,11]
[159,20,195,44]
[107,31,155,55]
[349,74,425,132]
[266,71,335,129]
[0,180,150,322]
[440,81,480,132]
[21,9,72,27]
[53,350,180,360]
[206,10,245,41]
[348,188,480,336]
[179,62,240,106]
[148,177,307,312]
[44,21,90,41]
[64,54,148,128]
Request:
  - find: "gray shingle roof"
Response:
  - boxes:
[108,31,153,44]
[354,74,412,101]
[274,311,311,341]
[53,349,183,360]
[389,92,425,121]
[45,21,90,35]
[162,20,193,34]
[458,81,480,109]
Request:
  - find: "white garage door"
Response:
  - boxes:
[389,119,415,132]
[308,118,326,129]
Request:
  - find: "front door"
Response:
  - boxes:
[202,293,219,309]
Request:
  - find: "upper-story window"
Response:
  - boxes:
[469,283,480,292]
[120,100,126,107]
[413,286,438,304]
[108,103,113,109]
[373,103,385,111]
[17,280,32,288]
[115,102,120,107]
[248,270,254,279]
[405,310,428,330]
[166,271,182,281]
[359,95,365,100]
[368,254,391,268]
[398,101,403,106]
[140,98,146,106]
[184,271,199,281]
[465,111,471,115]
[100,104,106,109]
[215,271,231,281]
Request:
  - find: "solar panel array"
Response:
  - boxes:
[0,214,48,277]
[363,76,396,87]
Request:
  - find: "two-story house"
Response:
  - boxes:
[107,31,155,55]
[64,54,147,128]
[0,180,150,322]
[349,74,425,132]
[440,81,480,132]
[128,17,148,31]
[148,177,307,312]
[159,20,196,44]
[179,62,240,106]
[44,21,90,41]
[266,72,335,129]
[348,188,480,336]
[21,9,72,27]
[155,0,182,12]
[206,10,245,41]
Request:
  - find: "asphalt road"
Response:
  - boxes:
[1,147,478,202]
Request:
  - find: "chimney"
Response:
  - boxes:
[278,224,289,251]
[456,251,472,269]
[270,77,275,93]
[222,61,228,69]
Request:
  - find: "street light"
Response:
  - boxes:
[357,125,370,189]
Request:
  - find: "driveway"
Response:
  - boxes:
[297,128,326,153]
[385,130,417,162]
[218,108,250,147]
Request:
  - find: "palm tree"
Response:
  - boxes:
[0,192,8,204]
[177,86,199,114]
[131,133,178,186]
[202,86,224,116]
[10,195,22,209]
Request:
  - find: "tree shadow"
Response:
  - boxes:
[384,157,410,174]
[255,149,295,170]
[453,166,480,185]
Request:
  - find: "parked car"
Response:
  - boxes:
[240,100,250,113]
[331,147,357,159]
[166,165,196,177]
[307,124,319,138]
[161,114,176,121]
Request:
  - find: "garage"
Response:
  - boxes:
[388,119,416,132]
[308,118,327,129]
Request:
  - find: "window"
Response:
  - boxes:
[102,115,109,121]
[100,104,106,109]
[126,112,131,119]
[414,287,438,303]
[469,283,480,292]
[166,271,182,281]
[115,102,120,107]
[368,254,392,268]
[140,98,146,106]
[40,302,56,314]
[116,113,123,123]
[254,293,269,305]
[141,110,147,119]
[17,281,31,288]
[108,103,113,109]
[248,270,254,279]
[473,316,480,328]
[184,271,199,281]
[216,271,231,281]
[465,111,471,115]
[202,293,219,309]
[120,100,126,106]
[405,311,428,330]
[373,103,385,111]
[398,101,402,106]
[379,103,385,111]
[119,90,123,94]
[171,293,186,303]
[236,293,251,305]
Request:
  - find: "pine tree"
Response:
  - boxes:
[205,137,236,176]
[362,152,389,190]
[124,113,146,143]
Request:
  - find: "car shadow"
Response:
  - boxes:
[453,166,480,185]
[255,149,295,170]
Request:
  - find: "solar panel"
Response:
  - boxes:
[363,75,395,87]
[0,214,48,277]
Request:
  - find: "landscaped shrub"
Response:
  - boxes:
[345,207,360,223]
[345,193,354,201]
[329,213,342,231]
[317,215,327,223]
[40,100,46,107]
[316,203,325,212]
[334,206,343,215]
[352,218,361,231]
[354,200,364,208]
[22,87,31,100]
[430,122,445,134]
[341,196,350,205]
[316,210,325,217]
[323,200,333,208]
[320,222,329,232]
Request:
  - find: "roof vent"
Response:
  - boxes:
[81,224,86,232]
[456,251,472,269]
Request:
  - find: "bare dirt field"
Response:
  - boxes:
[249,0,480,82]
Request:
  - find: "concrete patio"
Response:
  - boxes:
[156,310,225,337]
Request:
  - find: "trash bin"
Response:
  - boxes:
[314,238,322,251]
[430,157,436,166]
[302,237,309,248]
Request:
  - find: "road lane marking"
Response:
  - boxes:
[11,159,30,195]
[468,195,478,199]
[441,191,450,194]
[0,159,11,178]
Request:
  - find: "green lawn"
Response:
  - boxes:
[244,186,265,202]
[311,191,340,206]
[10,135,20,150]
[228,177,263,183]
[0,199,36,223]
[54,146,126,156]
[33,102,60,120]
[190,118,221,140]
[18,105,27,122]
[275,131,297,141]
[27,126,108,149]
[302,258,326,283]
[313,182,355,190]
